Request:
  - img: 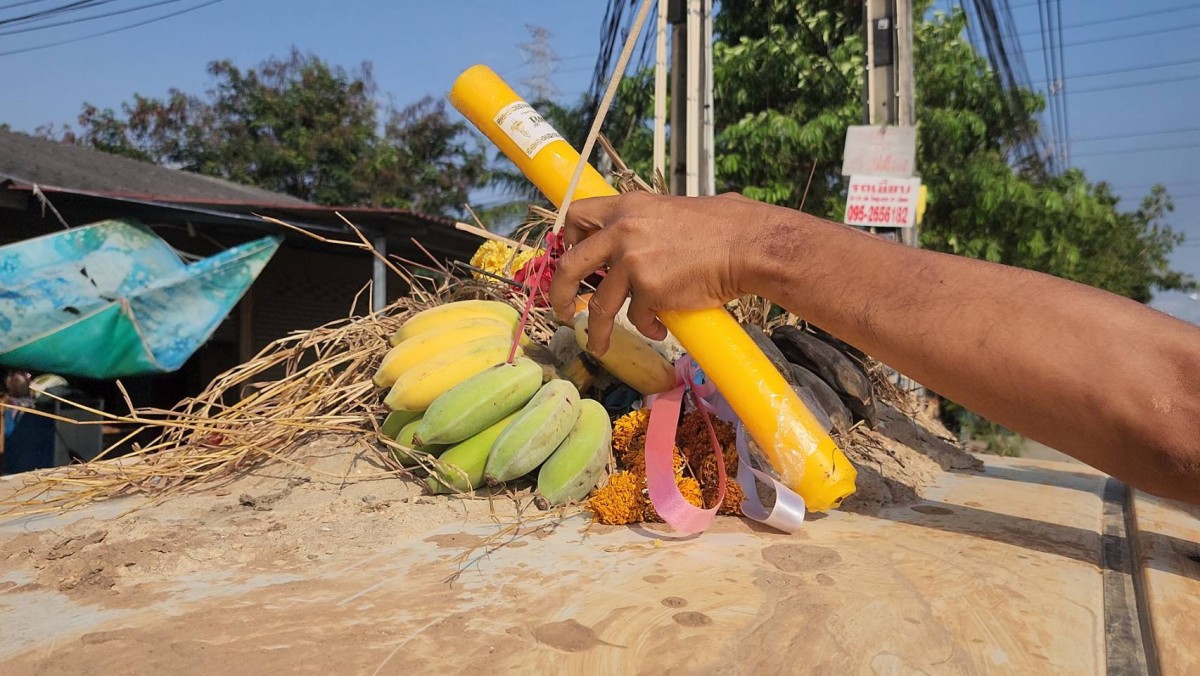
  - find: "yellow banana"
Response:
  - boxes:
[414,357,543,446]
[426,413,518,494]
[573,312,677,395]
[384,335,522,412]
[537,399,612,505]
[484,379,581,483]
[389,299,520,346]
[374,316,518,388]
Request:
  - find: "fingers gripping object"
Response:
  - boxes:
[448,65,857,512]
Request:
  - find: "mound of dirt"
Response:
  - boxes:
[839,402,983,514]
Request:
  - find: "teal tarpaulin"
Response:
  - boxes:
[0,219,280,379]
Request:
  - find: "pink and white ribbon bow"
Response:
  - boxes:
[642,356,808,535]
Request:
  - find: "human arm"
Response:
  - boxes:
[547,192,1200,504]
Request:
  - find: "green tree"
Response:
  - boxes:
[42,49,486,216]
[361,96,489,213]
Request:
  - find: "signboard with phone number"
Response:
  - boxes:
[843,176,922,228]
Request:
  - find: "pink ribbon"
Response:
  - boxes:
[643,358,727,534]
[643,356,809,535]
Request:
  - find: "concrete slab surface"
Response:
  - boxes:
[0,455,1190,675]
[1130,491,1200,675]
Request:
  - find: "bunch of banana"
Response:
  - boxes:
[418,371,612,505]
[375,299,615,505]
[378,300,532,413]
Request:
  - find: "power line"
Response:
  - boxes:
[1025,19,1200,52]
[1032,55,1200,85]
[0,0,56,10]
[1055,0,1070,161]
[1073,140,1200,158]
[0,0,192,36]
[0,0,224,57]
[1016,4,1200,39]
[1073,125,1200,144]
[1069,71,1200,96]
[1035,0,1064,165]
[0,0,112,27]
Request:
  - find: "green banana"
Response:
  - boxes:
[537,399,612,505]
[390,416,447,467]
[484,379,581,483]
[425,413,518,494]
[381,409,419,439]
[414,357,543,446]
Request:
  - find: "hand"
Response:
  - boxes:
[548,191,789,355]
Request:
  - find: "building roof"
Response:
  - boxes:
[0,128,484,265]
[0,129,309,207]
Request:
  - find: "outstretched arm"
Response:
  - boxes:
[548,192,1200,504]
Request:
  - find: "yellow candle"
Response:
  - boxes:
[449,65,856,511]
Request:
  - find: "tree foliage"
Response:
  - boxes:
[42,49,486,215]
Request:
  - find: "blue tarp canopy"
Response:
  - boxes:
[0,219,279,378]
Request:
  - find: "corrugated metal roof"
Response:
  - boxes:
[0,129,309,207]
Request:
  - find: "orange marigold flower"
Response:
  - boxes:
[704,479,746,516]
[612,408,651,456]
[587,471,646,525]
[677,411,737,468]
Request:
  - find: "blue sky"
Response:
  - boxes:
[2,0,1196,322]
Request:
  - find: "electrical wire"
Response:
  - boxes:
[1034,0,1058,158]
[0,0,111,27]
[1016,3,1200,38]
[0,0,191,36]
[1031,55,1200,85]
[1073,125,1200,143]
[1025,19,1200,52]
[1069,71,1200,96]
[0,0,55,10]
[1072,140,1200,159]
[1054,0,1069,163]
[0,0,224,57]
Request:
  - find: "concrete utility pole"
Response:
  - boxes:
[668,0,687,195]
[865,0,918,247]
[863,0,920,395]
[667,0,714,197]
[653,0,668,182]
